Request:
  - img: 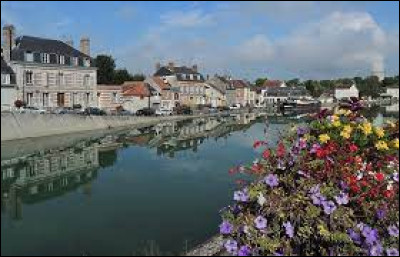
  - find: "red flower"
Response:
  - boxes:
[375,173,385,182]
[228,167,237,175]
[277,142,286,158]
[251,164,263,173]
[253,141,263,149]
[349,144,359,153]
[383,190,395,198]
[262,149,271,159]
[316,149,327,158]
[369,188,379,198]
[351,185,361,193]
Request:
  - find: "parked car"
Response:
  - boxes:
[155,108,173,116]
[118,110,132,116]
[174,105,193,115]
[229,104,241,110]
[83,107,106,116]
[24,106,47,114]
[136,108,155,116]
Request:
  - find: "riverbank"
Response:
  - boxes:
[1,113,221,142]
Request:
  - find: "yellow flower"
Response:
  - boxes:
[360,122,373,136]
[375,141,389,151]
[374,127,385,139]
[319,134,331,144]
[386,120,396,128]
[340,131,351,139]
[336,109,348,115]
[345,110,352,116]
[342,125,353,133]
[392,138,399,149]
[332,120,341,128]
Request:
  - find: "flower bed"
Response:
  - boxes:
[219,103,399,256]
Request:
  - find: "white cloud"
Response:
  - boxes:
[235,34,275,63]
[160,10,214,28]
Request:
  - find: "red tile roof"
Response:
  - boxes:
[122,82,150,97]
[152,76,170,90]
[97,85,123,91]
[231,80,249,89]
[263,80,283,88]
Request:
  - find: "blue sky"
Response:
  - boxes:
[1,1,399,80]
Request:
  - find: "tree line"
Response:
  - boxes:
[94,55,145,85]
[253,75,399,98]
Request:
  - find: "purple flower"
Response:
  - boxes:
[224,240,238,254]
[335,192,349,205]
[362,226,379,246]
[238,245,252,256]
[322,201,337,215]
[264,174,279,188]
[339,181,349,190]
[309,185,321,195]
[234,190,249,203]
[297,127,308,136]
[254,216,268,230]
[386,248,399,256]
[310,143,321,154]
[219,221,233,235]
[311,192,326,206]
[394,173,399,183]
[283,221,294,238]
[370,243,384,256]
[348,229,362,245]
[388,225,399,238]
[376,209,386,220]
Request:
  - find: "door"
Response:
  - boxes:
[57,93,65,107]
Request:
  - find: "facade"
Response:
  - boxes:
[154,62,208,108]
[1,57,17,110]
[147,76,177,110]
[121,81,159,113]
[386,84,399,102]
[334,83,359,100]
[96,85,123,113]
[2,25,97,109]
[264,86,310,105]
[229,80,251,107]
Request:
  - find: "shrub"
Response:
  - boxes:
[220,102,399,256]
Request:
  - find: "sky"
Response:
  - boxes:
[1,1,399,81]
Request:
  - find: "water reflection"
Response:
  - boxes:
[1,113,268,220]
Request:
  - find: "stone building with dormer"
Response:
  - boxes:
[2,24,97,109]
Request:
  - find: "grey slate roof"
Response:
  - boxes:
[11,35,90,61]
[1,57,14,74]
[154,66,204,81]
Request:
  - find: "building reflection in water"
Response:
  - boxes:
[0,112,272,220]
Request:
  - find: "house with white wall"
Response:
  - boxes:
[1,57,17,110]
[334,83,359,100]
[386,84,399,102]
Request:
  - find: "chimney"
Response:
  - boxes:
[80,36,90,56]
[155,62,161,71]
[2,24,15,62]
[192,64,198,73]
[168,62,175,69]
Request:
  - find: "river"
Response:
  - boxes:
[1,105,398,256]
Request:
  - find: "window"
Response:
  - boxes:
[1,74,9,85]
[113,92,118,103]
[83,75,90,86]
[73,57,79,66]
[185,74,190,80]
[25,52,34,62]
[84,58,90,67]
[42,53,50,64]
[190,74,194,80]
[59,55,65,65]
[43,93,49,107]
[58,72,64,86]
[25,71,33,85]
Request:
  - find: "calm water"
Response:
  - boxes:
[1,106,398,256]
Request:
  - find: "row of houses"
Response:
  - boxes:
[2,24,398,113]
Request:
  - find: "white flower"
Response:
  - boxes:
[357,172,364,180]
[258,193,267,206]
[387,182,394,191]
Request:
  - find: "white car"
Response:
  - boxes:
[24,106,47,114]
[229,104,241,110]
[155,108,173,116]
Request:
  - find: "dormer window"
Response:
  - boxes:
[42,53,50,64]
[84,58,90,67]
[59,55,65,65]
[25,52,33,62]
[190,74,194,80]
[73,57,79,66]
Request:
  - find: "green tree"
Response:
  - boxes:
[131,74,146,82]
[114,69,134,85]
[94,55,116,85]
[255,77,268,87]
[286,78,300,87]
